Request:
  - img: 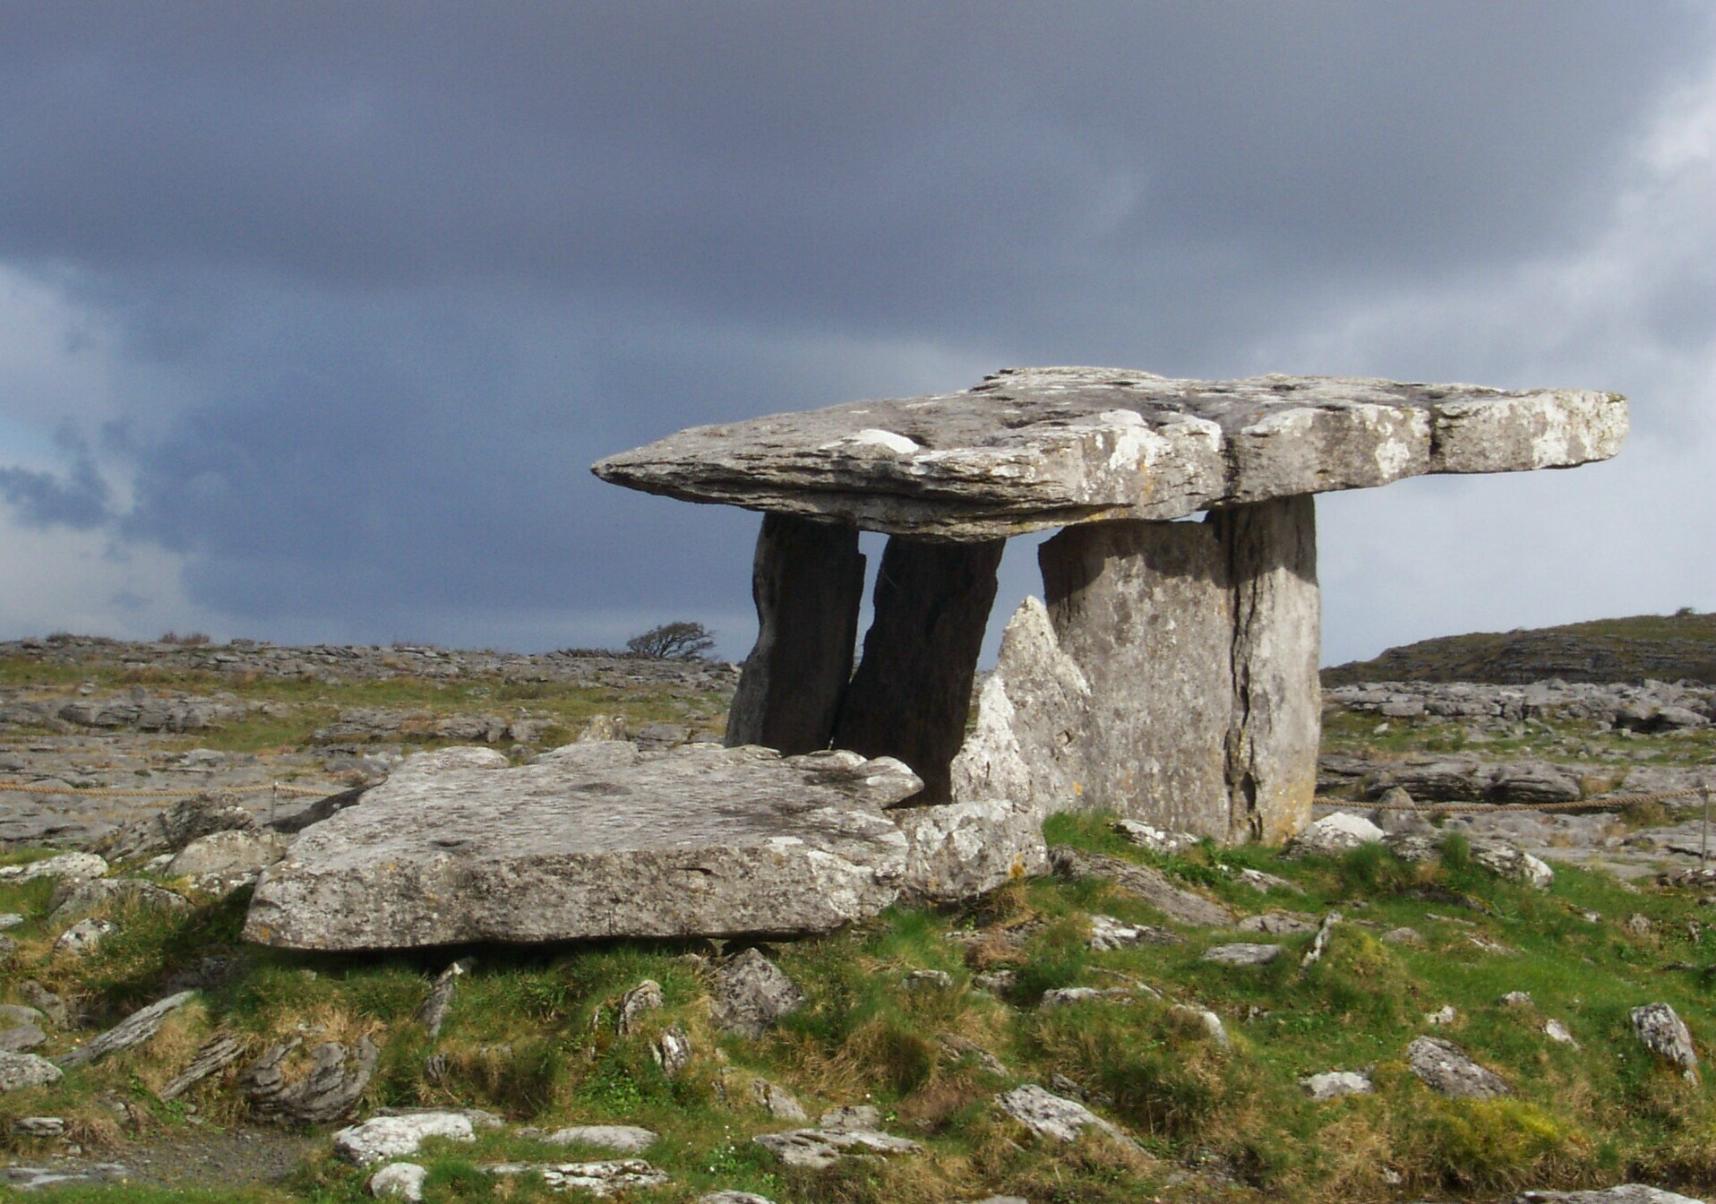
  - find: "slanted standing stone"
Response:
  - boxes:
[727,514,865,755]
[832,535,1004,803]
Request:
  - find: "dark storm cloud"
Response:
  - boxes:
[0,425,111,529]
[0,3,1711,650]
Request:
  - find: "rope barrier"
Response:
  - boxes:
[1313,785,1710,815]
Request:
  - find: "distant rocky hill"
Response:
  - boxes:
[1322,611,1716,686]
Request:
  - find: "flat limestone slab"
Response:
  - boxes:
[594,366,1626,538]
[244,743,922,950]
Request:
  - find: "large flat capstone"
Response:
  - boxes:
[594,366,1626,539]
[245,744,924,950]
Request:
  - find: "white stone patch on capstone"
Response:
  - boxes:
[849,429,920,455]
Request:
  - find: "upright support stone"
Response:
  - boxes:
[1213,495,1319,842]
[952,498,1319,842]
[832,536,1004,803]
[1039,519,1235,836]
[726,514,866,754]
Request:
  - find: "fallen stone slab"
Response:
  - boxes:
[158,1030,248,1101]
[484,1160,670,1195]
[0,1051,62,1093]
[335,1111,479,1166]
[594,366,1625,538]
[1202,943,1284,967]
[1514,1188,1708,1203]
[0,852,107,885]
[996,1083,1129,1144]
[1407,1036,1512,1098]
[1048,847,1234,927]
[244,743,922,949]
[753,1124,922,1170]
[543,1125,658,1154]
[57,990,196,1068]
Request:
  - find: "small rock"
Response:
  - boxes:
[1040,987,1143,1008]
[0,1005,45,1027]
[1469,839,1555,889]
[1168,1004,1229,1048]
[49,877,190,925]
[711,949,804,1038]
[241,1035,379,1125]
[1112,819,1199,855]
[159,1031,248,1101]
[1544,1019,1580,1047]
[1237,911,1318,935]
[335,1112,478,1166]
[53,917,116,957]
[820,1104,880,1131]
[415,958,474,1039]
[1425,1005,1458,1026]
[544,1125,658,1154]
[1501,991,1534,1008]
[18,983,68,1027]
[697,1194,776,1204]
[996,1083,1128,1144]
[1515,1188,1708,1203]
[1201,942,1283,967]
[0,1024,46,1052]
[484,1159,669,1195]
[1625,914,1654,937]
[938,1034,1009,1077]
[0,852,108,885]
[653,1024,692,1077]
[1301,1070,1373,1100]
[368,1162,428,1201]
[615,979,663,1035]
[973,970,1017,994]
[0,1051,63,1093]
[1285,813,1385,858]
[1381,926,1424,946]
[1300,911,1341,968]
[57,990,197,1068]
[903,969,953,989]
[1088,914,1174,950]
[11,1116,66,1138]
[1407,1035,1511,1098]
[750,1078,807,1121]
[0,913,23,930]
[165,829,288,881]
[1233,866,1291,892]
[1631,1003,1698,1082]
[753,1125,921,1170]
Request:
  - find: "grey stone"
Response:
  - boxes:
[0,852,107,885]
[1544,1019,1580,1048]
[615,979,662,1036]
[653,1024,692,1076]
[1040,987,1143,1008]
[0,913,21,930]
[99,793,256,860]
[725,513,865,755]
[1631,1003,1698,1082]
[1515,1189,1707,1203]
[415,958,474,1039]
[1201,942,1283,967]
[1302,1070,1373,1100]
[1168,1004,1230,1048]
[593,366,1625,538]
[1112,819,1200,854]
[1407,1036,1512,1098]
[0,1163,128,1190]
[831,535,1004,803]
[996,1083,1129,1144]
[368,1162,429,1201]
[1470,839,1555,889]
[1237,911,1318,935]
[244,743,921,949]
[753,1125,921,1169]
[939,1034,1010,1077]
[1088,914,1175,950]
[335,1112,478,1165]
[543,1125,658,1154]
[894,797,1048,905]
[1286,812,1386,857]
[52,917,115,957]
[1300,911,1341,968]
[1501,991,1535,1008]
[1425,1005,1458,1026]
[165,829,288,881]
[57,990,197,1068]
[49,877,190,925]
[711,948,804,1037]
[1048,847,1234,926]
[11,1116,66,1138]
[241,1035,379,1124]
[903,969,954,989]
[697,1194,776,1204]
[750,1078,807,1121]
[18,983,68,1028]
[0,1051,62,1093]
[820,1104,881,1130]
[0,1005,44,1027]
[158,1030,247,1100]
[0,1024,46,1052]
[484,1159,669,1195]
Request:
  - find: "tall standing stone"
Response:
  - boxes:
[1214,495,1319,842]
[832,536,1004,803]
[726,514,866,754]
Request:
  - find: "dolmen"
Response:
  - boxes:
[596,367,1625,841]
[246,367,1623,951]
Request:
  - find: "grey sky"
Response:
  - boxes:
[2,3,1712,662]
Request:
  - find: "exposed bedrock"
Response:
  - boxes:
[831,535,1004,803]
[725,514,866,755]
[951,497,1319,841]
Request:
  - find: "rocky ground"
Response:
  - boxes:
[2,636,1715,1203]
